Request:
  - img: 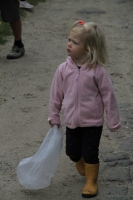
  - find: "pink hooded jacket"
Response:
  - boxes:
[48,57,121,131]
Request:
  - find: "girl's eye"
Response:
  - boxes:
[73,41,78,45]
[68,39,78,45]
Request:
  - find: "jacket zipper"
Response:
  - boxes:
[75,68,80,126]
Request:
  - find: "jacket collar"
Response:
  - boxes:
[66,56,92,71]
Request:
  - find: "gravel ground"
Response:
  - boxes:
[0,0,133,199]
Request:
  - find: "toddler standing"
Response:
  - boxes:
[48,20,121,198]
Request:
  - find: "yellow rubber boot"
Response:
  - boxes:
[82,163,99,198]
[75,157,85,176]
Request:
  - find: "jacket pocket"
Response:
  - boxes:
[61,107,75,125]
[80,100,100,122]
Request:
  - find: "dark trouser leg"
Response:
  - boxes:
[66,127,85,175]
[66,126,102,164]
[81,126,102,164]
[66,127,82,161]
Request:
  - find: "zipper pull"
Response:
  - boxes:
[76,71,80,80]
[76,67,80,80]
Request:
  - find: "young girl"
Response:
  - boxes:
[48,20,121,198]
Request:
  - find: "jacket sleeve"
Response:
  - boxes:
[96,66,121,132]
[48,65,64,125]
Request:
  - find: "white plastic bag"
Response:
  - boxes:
[17,125,63,190]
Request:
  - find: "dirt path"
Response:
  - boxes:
[0,0,133,199]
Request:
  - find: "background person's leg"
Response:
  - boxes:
[7,18,25,59]
[0,0,25,59]
[10,18,22,41]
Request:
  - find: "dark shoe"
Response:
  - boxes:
[7,45,25,59]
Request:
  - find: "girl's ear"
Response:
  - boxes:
[85,48,89,55]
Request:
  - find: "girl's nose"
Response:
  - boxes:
[68,41,72,47]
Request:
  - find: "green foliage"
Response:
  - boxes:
[0,0,45,45]
[0,16,12,44]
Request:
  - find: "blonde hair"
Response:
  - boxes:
[70,21,108,67]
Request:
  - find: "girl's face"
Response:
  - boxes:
[67,30,88,62]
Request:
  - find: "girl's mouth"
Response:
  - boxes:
[67,49,71,52]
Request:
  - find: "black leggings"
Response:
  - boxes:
[66,126,102,164]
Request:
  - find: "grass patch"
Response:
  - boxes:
[0,0,45,45]
[0,17,12,44]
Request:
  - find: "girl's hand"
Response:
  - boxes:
[51,124,60,128]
